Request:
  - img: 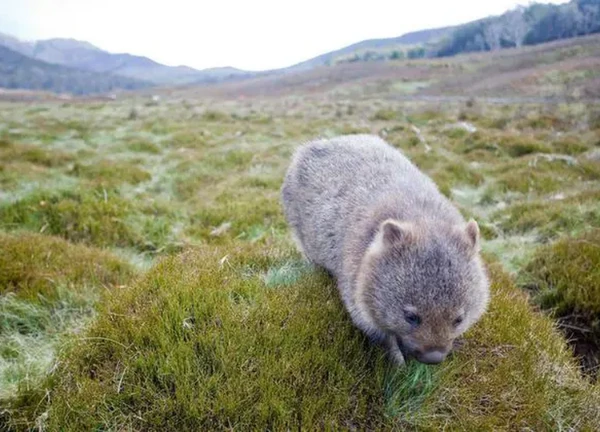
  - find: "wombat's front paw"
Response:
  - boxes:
[387,335,405,366]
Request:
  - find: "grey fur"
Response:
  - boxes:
[281,134,490,365]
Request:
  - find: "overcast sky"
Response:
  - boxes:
[1,0,568,71]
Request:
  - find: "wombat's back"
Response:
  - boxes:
[281,135,460,275]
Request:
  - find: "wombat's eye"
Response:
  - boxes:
[404,312,421,327]
[453,316,464,326]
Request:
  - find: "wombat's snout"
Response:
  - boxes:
[399,338,452,364]
[415,349,449,365]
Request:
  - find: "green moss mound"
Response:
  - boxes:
[0,189,141,248]
[523,230,600,334]
[6,248,599,431]
[9,247,390,430]
[71,160,152,186]
[0,232,133,301]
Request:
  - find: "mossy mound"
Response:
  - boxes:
[5,247,599,431]
[71,160,152,186]
[0,232,133,301]
[494,190,600,240]
[525,230,600,316]
[522,230,600,375]
[0,189,141,248]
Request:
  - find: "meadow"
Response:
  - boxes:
[1,36,600,430]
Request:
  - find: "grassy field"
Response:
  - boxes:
[1,36,600,430]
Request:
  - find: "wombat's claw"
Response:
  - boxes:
[391,350,405,366]
[387,335,405,366]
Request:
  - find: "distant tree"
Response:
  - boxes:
[390,50,404,60]
[407,47,426,59]
[503,6,529,48]
[578,0,600,33]
[482,19,504,50]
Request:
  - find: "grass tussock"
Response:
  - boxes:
[522,230,600,345]
[524,230,600,316]
[0,232,133,301]
[6,247,390,431]
[494,190,600,239]
[0,189,141,248]
[0,141,74,168]
[71,160,152,186]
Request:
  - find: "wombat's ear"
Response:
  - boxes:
[380,219,416,247]
[465,219,480,251]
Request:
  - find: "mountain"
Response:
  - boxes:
[286,26,454,71]
[0,32,35,56]
[0,44,152,95]
[0,35,253,85]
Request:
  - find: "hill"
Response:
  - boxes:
[0,44,152,95]
[0,34,254,85]
[435,0,600,57]
[286,26,454,71]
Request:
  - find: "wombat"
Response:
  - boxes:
[281,135,490,365]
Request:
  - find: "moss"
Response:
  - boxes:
[169,131,209,149]
[0,232,133,301]
[408,263,600,429]
[523,114,569,130]
[521,230,600,377]
[8,248,391,430]
[522,230,600,323]
[187,191,284,243]
[488,156,597,195]
[126,139,162,154]
[500,136,551,158]
[493,190,600,239]
[371,109,399,121]
[0,189,141,248]
[552,137,589,155]
[0,142,74,168]
[457,131,504,162]
[71,160,152,186]
[444,127,469,139]
[202,110,231,122]
[431,161,485,190]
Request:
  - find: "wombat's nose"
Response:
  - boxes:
[417,350,448,364]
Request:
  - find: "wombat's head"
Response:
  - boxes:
[358,219,490,364]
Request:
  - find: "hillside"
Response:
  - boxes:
[435,0,600,57]
[0,45,152,95]
[0,35,254,85]
[286,26,454,71]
